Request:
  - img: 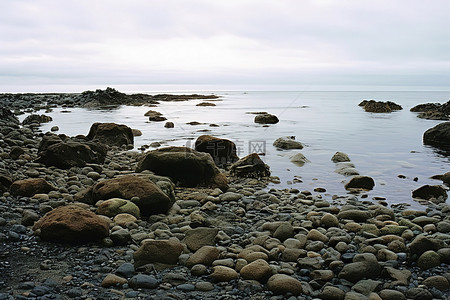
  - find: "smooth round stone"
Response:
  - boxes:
[191,264,208,276]
[128,274,159,289]
[195,281,214,291]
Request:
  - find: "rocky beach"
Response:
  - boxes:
[1,88,450,300]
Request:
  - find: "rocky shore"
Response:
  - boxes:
[1,89,450,300]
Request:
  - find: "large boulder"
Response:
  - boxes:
[10,178,56,197]
[344,175,375,190]
[194,135,239,165]
[273,136,303,150]
[254,113,279,124]
[133,238,183,268]
[33,205,109,244]
[90,175,174,216]
[230,153,270,178]
[136,147,228,191]
[22,114,53,125]
[411,100,450,120]
[359,100,402,113]
[86,122,134,147]
[412,185,448,203]
[423,122,450,150]
[36,140,107,169]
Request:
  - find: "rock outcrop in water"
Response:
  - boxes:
[411,100,450,120]
[254,113,279,124]
[359,100,402,113]
[194,135,239,166]
[423,121,450,150]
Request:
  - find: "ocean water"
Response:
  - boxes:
[28,90,449,208]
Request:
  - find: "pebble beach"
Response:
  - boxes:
[1,88,450,300]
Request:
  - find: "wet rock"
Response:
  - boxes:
[338,253,381,283]
[33,205,109,243]
[230,153,270,178]
[273,136,303,150]
[240,259,272,283]
[320,285,345,300]
[321,213,339,228]
[345,176,375,190]
[417,250,440,269]
[266,274,302,296]
[337,209,371,222]
[332,151,351,163]
[164,122,174,128]
[86,122,134,147]
[359,100,402,113]
[184,227,218,251]
[254,113,279,124]
[101,274,127,288]
[186,246,220,267]
[136,146,228,191]
[423,121,450,150]
[210,266,238,282]
[290,152,309,166]
[412,184,448,202]
[194,135,239,165]
[408,235,444,256]
[96,198,140,218]
[422,275,450,291]
[352,279,382,296]
[196,102,216,106]
[91,175,174,216]
[133,238,183,268]
[22,114,52,125]
[10,178,56,197]
[405,288,433,300]
[378,289,406,300]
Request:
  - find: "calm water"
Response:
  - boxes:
[28,91,450,208]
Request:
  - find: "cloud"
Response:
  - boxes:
[1,0,450,90]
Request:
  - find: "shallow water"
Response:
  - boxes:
[27,91,450,208]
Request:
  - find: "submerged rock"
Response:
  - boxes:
[412,185,448,203]
[331,151,351,163]
[423,121,450,150]
[254,113,279,124]
[344,175,375,190]
[230,153,270,178]
[273,136,303,150]
[22,114,52,125]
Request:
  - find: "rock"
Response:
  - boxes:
[96,198,140,218]
[131,129,142,136]
[240,259,272,283]
[194,135,239,165]
[408,235,444,256]
[417,250,440,270]
[86,122,134,147]
[338,253,381,283]
[133,238,183,268]
[91,175,174,216]
[22,114,52,125]
[423,121,450,150]
[186,246,220,267]
[290,153,309,166]
[338,209,371,222]
[219,192,242,202]
[405,288,433,300]
[422,275,450,291]
[128,274,159,289]
[136,147,228,191]
[115,262,135,278]
[33,205,109,244]
[110,228,131,245]
[113,213,137,226]
[9,146,25,160]
[335,163,359,176]
[273,136,303,150]
[352,279,382,296]
[321,213,339,228]
[320,286,345,300]
[345,176,375,190]
[184,227,219,251]
[10,178,56,197]
[164,122,174,128]
[36,134,107,169]
[196,102,216,106]
[0,174,13,192]
[209,266,238,282]
[307,229,329,243]
[101,273,127,288]
[273,223,294,242]
[254,113,279,124]
[442,172,450,185]
[412,185,447,202]
[230,153,270,178]
[378,289,406,300]
[359,100,402,113]
[383,267,410,286]
[266,274,302,296]
[332,152,351,163]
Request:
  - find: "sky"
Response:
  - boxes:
[1,0,450,92]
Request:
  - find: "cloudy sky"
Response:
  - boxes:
[2,0,450,91]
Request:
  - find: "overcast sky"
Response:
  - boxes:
[2,0,450,91]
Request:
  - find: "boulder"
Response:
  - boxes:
[10,178,56,197]
[86,122,134,147]
[133,238,183,268]
[36,140,107,169]
[417,250,440,270]
[186,246,220,268]
[254,113,279,124]
[194,135,239,165]
[408,235,444,256]
[273,136,303,150]
[209,266,239,282]
[91,175,174,216]
[184,227,219,252]
[290,153,309,166]
[423,122,450,150]
[136,147,228,191]
[266,274,302,296]
[164,122,174,128]
[412,185,448,202]
[0,174,13,193]
[359,100,402,113]
[240,259,272,283]
[338,253,381,283]
[22,114,52,125]
[344,175,375,190]
[96,198,140,218]
[145,110,167,122]
[230,153,270,178]
[33,205,109,244]
[331,152,351,163]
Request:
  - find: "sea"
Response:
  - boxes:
[17,87,450,209]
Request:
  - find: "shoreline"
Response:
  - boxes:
[1,89,450,299]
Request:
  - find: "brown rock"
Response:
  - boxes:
[240,259,272,283]
[33,205,109,244]
[86,122,134,147]
[10,178,56,197]
[230,153,270,178]
[184,227,219,252]
[133,238,183,268]
[194,135,239,165]
[186,246,220,268]
[101,273,128,288]
[266,274,302,296]
[209,266,238,282]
